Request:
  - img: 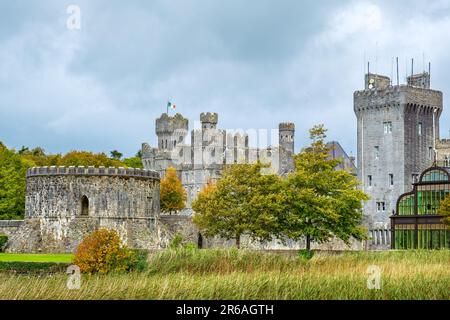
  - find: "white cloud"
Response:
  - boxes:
[319,2,382,44]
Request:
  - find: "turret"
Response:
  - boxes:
[278,122,295,174]
[200,112,218,130]
[155,113,189,151]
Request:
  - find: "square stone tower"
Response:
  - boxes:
[354,72,443,231]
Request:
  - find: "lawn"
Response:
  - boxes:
[0,253,73,263]
[0,249,448,299]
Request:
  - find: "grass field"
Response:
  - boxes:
[0,249,448,299]
[0,253,73,263]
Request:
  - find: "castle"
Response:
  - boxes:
[1,66,449,253]
[141,112,296,211]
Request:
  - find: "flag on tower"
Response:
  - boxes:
[167,101,176,109]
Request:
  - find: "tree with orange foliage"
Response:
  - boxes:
[160,167,187,214]
[73,228,136,274]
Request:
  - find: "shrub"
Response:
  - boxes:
[169,233,184,249]
[0,234,8,252]
[131,249,149,272]
[298,249,314,260]
[73,229,137,274]
[184,242,198,251]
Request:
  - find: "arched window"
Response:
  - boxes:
[81,196,89,216]
[398,193,415,216]
[420,169,449,182]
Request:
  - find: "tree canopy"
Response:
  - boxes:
[160,167,186,214]
[0,146,30,219]
[282,125,369,250]
[192,162,284,248]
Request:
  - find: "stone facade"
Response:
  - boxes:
[436,139,450,166]
[354,72,443,248]
[141,112,295,210]
[6,166,160,253]
[0,220,24,238]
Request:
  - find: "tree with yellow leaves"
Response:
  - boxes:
[160,167,186,214]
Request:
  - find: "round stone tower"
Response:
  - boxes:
[10,166,161,253]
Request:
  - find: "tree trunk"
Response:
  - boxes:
[235,235,241,249]
[306,234,311,252]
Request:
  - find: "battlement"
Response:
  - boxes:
[354,84,443,112]
[156,113,189,135]
[200,112,218,124]
[27,166,160,180]
[365,73,391,90]
[279,123,295,131]
[407,72,430,89]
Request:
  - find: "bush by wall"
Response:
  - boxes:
[73,228,137,274]
[0,234,8,252]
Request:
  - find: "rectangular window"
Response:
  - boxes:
[376,202,386,212]
[429,147,434,160]
[389,174,394,186]
[374,146,379,160]
[418,122,422,136]
[368,175,372,187]
[383,121,392,134]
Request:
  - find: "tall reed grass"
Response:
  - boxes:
[0,249,448,300]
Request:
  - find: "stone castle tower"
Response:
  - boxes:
[278,122,295,174]
[155,113,189,151]
[354,71,443,233]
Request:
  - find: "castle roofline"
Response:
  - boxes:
[27,166,160,180]
[354,84,442,96]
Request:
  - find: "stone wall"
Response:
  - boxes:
[158,215,365,251]
[0,220,24,237]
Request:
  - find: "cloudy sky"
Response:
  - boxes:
[1,0,450,157]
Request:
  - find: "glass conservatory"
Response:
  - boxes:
[391,166,450,249]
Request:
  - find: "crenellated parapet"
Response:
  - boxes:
[354,85,443,113]
[156,113,189,135]
[27,166,160,180]
[279,122,295,131]
[200,112,218,124]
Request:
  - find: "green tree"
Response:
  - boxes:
[192,162,284,248]
[110,150,123,160]
[19,146,61,166]
[282,125,369,251]
[123,156,143,168]
[437,195,450,229]
[0,145,30,219]
[160,167,186,214]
